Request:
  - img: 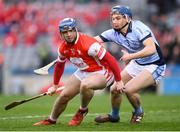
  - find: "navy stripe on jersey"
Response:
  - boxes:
[140,33,152,42]
[99,35,109,42]
[154,43,165,65]
[135,44,165,66]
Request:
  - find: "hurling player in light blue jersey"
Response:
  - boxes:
[94,5,166,124]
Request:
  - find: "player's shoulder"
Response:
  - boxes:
[79,32,96,40]
[79,32,99,44]
[133,20,147,28]
[79,32,101,50]
[133,20,146,25]
[132,20,150,33]
[58,40,66,53]
[101,28,115,35]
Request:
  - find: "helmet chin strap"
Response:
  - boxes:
[114,22,129,32]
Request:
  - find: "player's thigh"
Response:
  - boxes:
[82,73,107,90]
[121,69,133,85]
[110,69,132,92]
[62,74,81,97]
[124,69,155,93]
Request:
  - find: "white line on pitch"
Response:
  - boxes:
[0,113,105,120]
[0,109,178,120]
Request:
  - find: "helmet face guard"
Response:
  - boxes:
[111,5,132,19]
[59,18,77,32]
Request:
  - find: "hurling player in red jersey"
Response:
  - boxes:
[33,18,124,126]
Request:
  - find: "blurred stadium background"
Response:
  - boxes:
[0,0,180,95]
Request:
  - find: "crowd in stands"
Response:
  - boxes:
[147,0,180,64]
[0,0,111,47]
[0,0,179,72]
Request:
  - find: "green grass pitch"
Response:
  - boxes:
[0,93,180,131]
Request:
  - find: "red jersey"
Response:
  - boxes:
[57,32,109,72]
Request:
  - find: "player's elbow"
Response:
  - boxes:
[150,44,157,55]
[146,44,156,56]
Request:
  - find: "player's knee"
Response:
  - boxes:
[110,88,119,95]
[80,80,89,92]
[124,85,133,95]
[59,93,71,104]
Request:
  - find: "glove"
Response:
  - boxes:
[47,87,56,96]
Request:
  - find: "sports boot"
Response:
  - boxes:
[130,112,144,124]
[94,114,120,123]
[33,119,56,126]
[68,108,88,126]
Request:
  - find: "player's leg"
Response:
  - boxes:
[124,69,155,123]
[122,60,156,123]
[124,61,166,123]
[69,73,107,126]
[94,69,133,123]
[110,70,133,119]
[50,74,81,120]
[80,73,107,108]
[33,74,81,126]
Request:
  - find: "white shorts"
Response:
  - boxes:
[74,69,114,87]
[125,60,166,84]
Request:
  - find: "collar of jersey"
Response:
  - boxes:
[127,21,132,33]
[74,32,79,44]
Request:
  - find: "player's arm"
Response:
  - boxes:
[124,23,157,61]
[101,51,125,93]
[101,51,122,81]
[88,42,124,93]
[53,50,67,87]
[94,36,104,43]
[88,42,121,81]
[47,51,66,95]
[121,37,156,61]
[94,29,114,43]
[130,37,156,59]
[53,61,65,88]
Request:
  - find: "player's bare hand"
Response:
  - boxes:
[46,85,58,96]
[115,81,125,94]
[120,50,131,63]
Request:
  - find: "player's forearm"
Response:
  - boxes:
[129,44,156,59]
[102,52,121,81]
[53,61,65,85]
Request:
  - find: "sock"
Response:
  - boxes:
[134,106,143,115]
[80,106,88,111]
[110,107,120,119]
[49,115,57,122]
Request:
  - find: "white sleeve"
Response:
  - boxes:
[57,48,66,62]
[88,42,106,60]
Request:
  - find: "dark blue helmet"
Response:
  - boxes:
[59,18,77,32]
[111,5,132,18]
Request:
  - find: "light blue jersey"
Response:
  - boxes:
[99,20,165,66]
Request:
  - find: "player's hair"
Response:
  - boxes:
[59,18,77,32]
[111,5,132,19]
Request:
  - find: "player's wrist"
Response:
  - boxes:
[53,84,59,89]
